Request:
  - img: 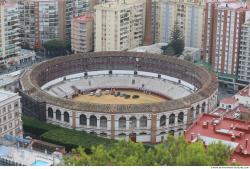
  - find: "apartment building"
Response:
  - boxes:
[18,0,90,49]
[71,13,94,53]
[156,0,206,48]
[0,90,22,138]
[152,0,160,43]
[0,1,21,65]
[94,0,146,51]
[64,0,89,42]
[203,1,250,77]
[238,12,250,84]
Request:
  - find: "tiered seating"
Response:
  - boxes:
[46,74,193,99]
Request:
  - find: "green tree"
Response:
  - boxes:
[64,135,233,166]
[43,39,70,57]
[161,45,175,56]
[161,23,185,56]
[207,142,232,166]
[176,141,210,166]
[170,23,185,55]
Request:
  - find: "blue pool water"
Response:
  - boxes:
[31,160,49,166]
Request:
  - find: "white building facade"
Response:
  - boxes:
[94,0,146,51]
[238,12,250,83]
[0,2,21,65]
[0,90,22,138]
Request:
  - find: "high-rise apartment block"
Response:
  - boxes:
[0,90,23,138]
[238,12,250,84]
[18,0,89,49]
[94,0,146,51]
[155,0,206,48]
[203,1,250,77]
[0,1,20,65]
[71,13,94,53]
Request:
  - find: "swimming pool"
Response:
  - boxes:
[31,160,49,166]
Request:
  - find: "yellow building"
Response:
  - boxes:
[94,0,146,51]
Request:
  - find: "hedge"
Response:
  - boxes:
[41,128,116,152]
[22,115,58,136]
[22,115,116,152]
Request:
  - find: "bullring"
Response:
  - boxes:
[19,52,218,143]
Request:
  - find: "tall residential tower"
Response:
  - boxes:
[0,1,20,65]
[94,0,146,51]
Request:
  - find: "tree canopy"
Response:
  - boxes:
[64,135,233,166]
[161,23,185,56]
[43,39,71,57]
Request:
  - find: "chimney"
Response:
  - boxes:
[202,121,208,129]
[232,159,236,164]
[231,134,236,141]
[239,132,243,139]
[246,139,248,148]
[191,133,195,140]
[213,124,216,132]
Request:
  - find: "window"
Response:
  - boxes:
[56,109,61,121]
[140,116,147,128]
[9,122,12,128]
[8,113,12,120]
[8,104,12,111]
[178,112,184,123]
[119,117,126,129]
[202,102,206,112]
[15,112,19,118]
[48,108,53,118]
[129,116,137,129]
[64,112,69,123]
[100,116,107,128]
[90,115,97,127]
[169,114,175,125]
[79,114,87,125]
[14,101,19,108]
[160,115,166,127]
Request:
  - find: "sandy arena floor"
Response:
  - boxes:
[73,90,167,104]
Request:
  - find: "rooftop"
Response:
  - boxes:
[185,113,250,165]
[218,1,250,11]
[94,0,143,11]
[220,97,238,104]
[236,85,250,97]
[0,70,23,87]
[0,90,17,102]
[0,145,61,166]
[73,15,94,22]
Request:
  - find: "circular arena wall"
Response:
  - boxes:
[20,52,218,143]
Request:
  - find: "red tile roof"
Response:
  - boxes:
[73,15,94,22]
[185,114,250,165]
[220,97,237,104]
